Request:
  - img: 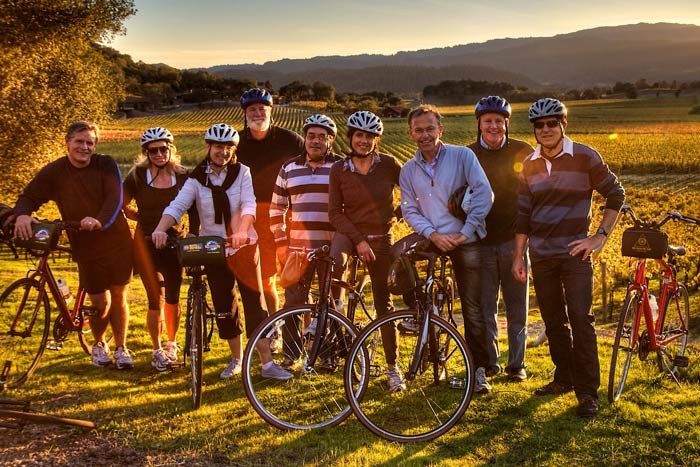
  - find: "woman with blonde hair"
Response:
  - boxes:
[123,127,195,371]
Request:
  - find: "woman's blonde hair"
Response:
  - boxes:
[134,141,186,174]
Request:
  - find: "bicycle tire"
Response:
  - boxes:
[76,294,92,356]
[189,292,204,409]
[608,289,641,403]
[0,278,51,389]
[656,284,690,375]
[345,310,474,443]
[434,275,455,324]
[242,305,363,430]
[0,409,96,429]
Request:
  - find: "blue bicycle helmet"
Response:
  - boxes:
[475,96,512,119]
[240,88,273,109]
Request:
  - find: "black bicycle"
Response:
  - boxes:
[242,245,375,430]
[344,239,473,443]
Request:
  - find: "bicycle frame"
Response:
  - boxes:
[627,256,686,353]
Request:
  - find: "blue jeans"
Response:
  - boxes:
[531,255,598,398]
[480,240,529,374]
[449,243,490,369]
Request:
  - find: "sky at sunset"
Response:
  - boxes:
[107,0,700,68]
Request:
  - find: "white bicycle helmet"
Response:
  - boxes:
[347,111,384,136]
[303,114,337,136]
[140,127,174,147]
[204,123,240,145]
[528,98,567,122]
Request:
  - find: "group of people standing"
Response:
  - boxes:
[12,89,624,418]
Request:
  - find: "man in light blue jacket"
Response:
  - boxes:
[400,104,494,393]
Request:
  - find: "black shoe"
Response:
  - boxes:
[485,366,501,378]
[534,380,573,396]
[507,368,527,382]
[576,395,599,418]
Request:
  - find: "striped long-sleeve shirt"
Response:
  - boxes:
[269,152,342,250]
[515,136,625,258]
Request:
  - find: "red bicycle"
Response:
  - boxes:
[0,221,99,390]
[608,205,699,403]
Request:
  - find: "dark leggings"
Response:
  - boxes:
[205,244,269,340]
[133,233,183,309]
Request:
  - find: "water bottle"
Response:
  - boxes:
[56,278,73,305]
[648,294,658,322]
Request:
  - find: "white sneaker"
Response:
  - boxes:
[387,366,406,392]
[304,318,317,336]
[152,348,172,372]
[114,347,135,370]
[163,341,179,362]
[91,341,112,367]
[220,357,242,379]
[261,362,294,381]
[474,367,492,394]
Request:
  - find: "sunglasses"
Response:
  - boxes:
[147,146,169,155]
[533,120,560,130]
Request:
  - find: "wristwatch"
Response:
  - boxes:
[596,227,608,237]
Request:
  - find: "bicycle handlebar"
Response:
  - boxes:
[619,205,699,229]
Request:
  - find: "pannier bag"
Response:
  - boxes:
[177,236,225,266]
[621,227,668,259]
[13,221,60,254]
[279,250,310,289]
[387,256,419,295]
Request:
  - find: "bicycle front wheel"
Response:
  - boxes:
[0,279,51,389]
[345,310,474,443]
[656,284,690,375]
[608,289,641,403]
[189,293,204,409]
[242,305,361,430]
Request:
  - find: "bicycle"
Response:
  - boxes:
[344,239,473,443]
[0,398,96,430]
[0,221,103,390]
[242,245,375,430]
[608,205,699,403]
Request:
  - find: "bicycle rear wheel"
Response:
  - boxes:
[608,289,641,403]
[656,284,690,375]
[189,293,204,409]
[0,279,51,389]
[242,305,362,430]
[345,310,474,443]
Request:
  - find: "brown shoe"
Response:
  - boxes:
[507,368,527,382]
[576,395,599,418]
[534,380,573,396]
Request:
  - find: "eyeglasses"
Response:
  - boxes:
[410,126,439,135]
[147,146,169,155]
[306,134,331,142]
[533,120,560,130]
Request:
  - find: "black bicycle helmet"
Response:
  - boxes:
[240,88,273,109]
[475,96,511,119]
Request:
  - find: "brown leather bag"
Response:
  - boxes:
[279,250,309,288]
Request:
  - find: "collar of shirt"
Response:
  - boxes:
[344,153,380,173]
[479,135,507,150]
[205,161,228,184]
[418,142,444,166]
[531,136,574,161]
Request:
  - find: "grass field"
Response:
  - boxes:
[2,97,700,465]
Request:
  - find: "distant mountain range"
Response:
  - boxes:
[201,23,700,93]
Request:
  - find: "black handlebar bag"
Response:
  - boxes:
[14,221,60,254]
[621,227,668,259]
[177,236,226,266]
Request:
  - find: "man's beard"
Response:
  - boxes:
[248,119,270,133]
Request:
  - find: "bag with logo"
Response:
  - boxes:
[279,250,309,289]
[621,227,668,259]
[13,221,60,254]
[177,236,226,266]
[387,256,419,295]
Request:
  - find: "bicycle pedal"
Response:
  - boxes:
[45,340,63,351]
[673,355,689,368]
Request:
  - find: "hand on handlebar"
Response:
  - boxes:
[151,230,169,249]
[229,230,250,249]
[13,215,37,240]
[80,217,102,231]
